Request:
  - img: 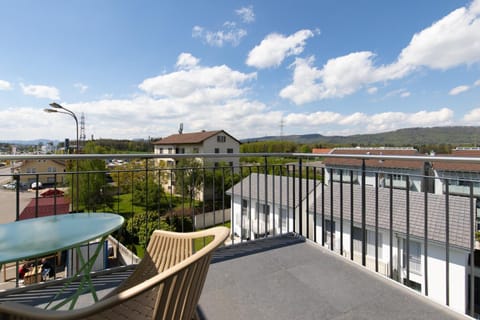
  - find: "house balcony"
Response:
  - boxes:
[0,152,478,319]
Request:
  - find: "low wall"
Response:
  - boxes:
[194,209,230,229]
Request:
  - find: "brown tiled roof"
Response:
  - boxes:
[152,130,239,145]
[312,148,333,154]
[324,148,425,170]
[19,197,70,220]
[433,150,480,172]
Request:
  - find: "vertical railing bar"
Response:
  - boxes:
[280,166,283,235]
[212,167,216,227]
[389,173,393,279]
[445,179,450,306]
[287,165,290,233]
[230,165,235,245]
[314,166,317,243]
[321,167,325,246]
[330,167,334,251]
[340,169,344,255]
[375,172,379,273]
[222,167,225,226]
[306,165,310,240]
[298,158,303,236]
[273,168,276,237]
[256,167,260,238]
[240,166,244,243]
[35,174,40,218]
[145,159,149,243]
[350,170,354,261]
[423,167,429,297]
[53,173,58,216]
[361,160,366,267]
[248,166,252,240]
[292,165,296,234]
[469,181,475,317]
[264,158,268,238]
[406,175,410,283]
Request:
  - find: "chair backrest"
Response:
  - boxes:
[0,226,230,320]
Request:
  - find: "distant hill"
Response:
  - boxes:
[243,126,480,146]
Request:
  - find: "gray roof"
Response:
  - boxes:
[312,182,473,250]
[227,173,319,208]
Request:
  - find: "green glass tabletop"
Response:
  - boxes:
[0,213,124,264]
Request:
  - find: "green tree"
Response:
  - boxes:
[69,142,114,212]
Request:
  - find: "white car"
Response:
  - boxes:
[2,183,16,190]
[30,182,43,189]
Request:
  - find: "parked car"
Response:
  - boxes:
[30,182,43,190]
[2,183,16,190]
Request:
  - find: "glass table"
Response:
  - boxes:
[0,212,124,310]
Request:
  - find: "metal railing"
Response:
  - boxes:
[0,152,478,317]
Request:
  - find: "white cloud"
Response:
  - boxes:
[279,108,455,136]
[280,0,480,105]
[20,83,60,100]
[192,22,247,47]
[246,29,315,69]
[449,85,470,95]
[464,107,480,122]
[398,0,480,70]
[74,83,88,93]
[367,87,378,94]
[0,80,12,90]
[176,53,200,70]
[236,6,255,23]
[139,53,256,105]
[474,79,480,86]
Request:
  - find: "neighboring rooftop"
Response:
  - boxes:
[152,130,240,145]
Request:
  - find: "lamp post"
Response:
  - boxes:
[44,102,80,212]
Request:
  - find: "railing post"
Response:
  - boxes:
[264,156,268,238]
[298,158,303,236]
[361,159,366,267]
[469,181,475,317]
[445,180,450,306]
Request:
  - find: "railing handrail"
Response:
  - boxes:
[2,152,480,164]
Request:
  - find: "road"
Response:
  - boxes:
[0,189,34,224]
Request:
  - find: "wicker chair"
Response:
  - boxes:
[0,226,230,320]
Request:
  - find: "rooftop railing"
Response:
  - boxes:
[0,152,478,317]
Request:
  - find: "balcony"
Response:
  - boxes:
[0,152,478,319]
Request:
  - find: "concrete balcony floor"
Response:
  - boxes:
[199,234,469,320]
[0,235,470,319]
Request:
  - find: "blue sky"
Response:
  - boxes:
[1,0,480,141]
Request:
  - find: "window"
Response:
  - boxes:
[168,148,173,154]
[214,148,220,153]
[402,239,421,274]
[353,227,383,259]
[26,168,36,174]
[217,135,226,142]
[175,147,185,154]
[229,161,233,167]
[47,167,57,173]
[193,147,199,153]
[227,148,234,153]
[158,148,164,154]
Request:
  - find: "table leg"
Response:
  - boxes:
[45,235,108,310]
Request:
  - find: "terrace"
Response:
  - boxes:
[0,152,478,319]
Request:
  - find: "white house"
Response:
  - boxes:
[320,147,431,192]
[230,170,476,315]
[152,130,240,197]
[228,173,319,240]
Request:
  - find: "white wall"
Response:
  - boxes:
[313,218,469,314]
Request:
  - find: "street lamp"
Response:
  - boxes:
[44,102,80,212]
[44,102,79,154]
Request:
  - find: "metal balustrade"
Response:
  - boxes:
[0,152,478,317]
